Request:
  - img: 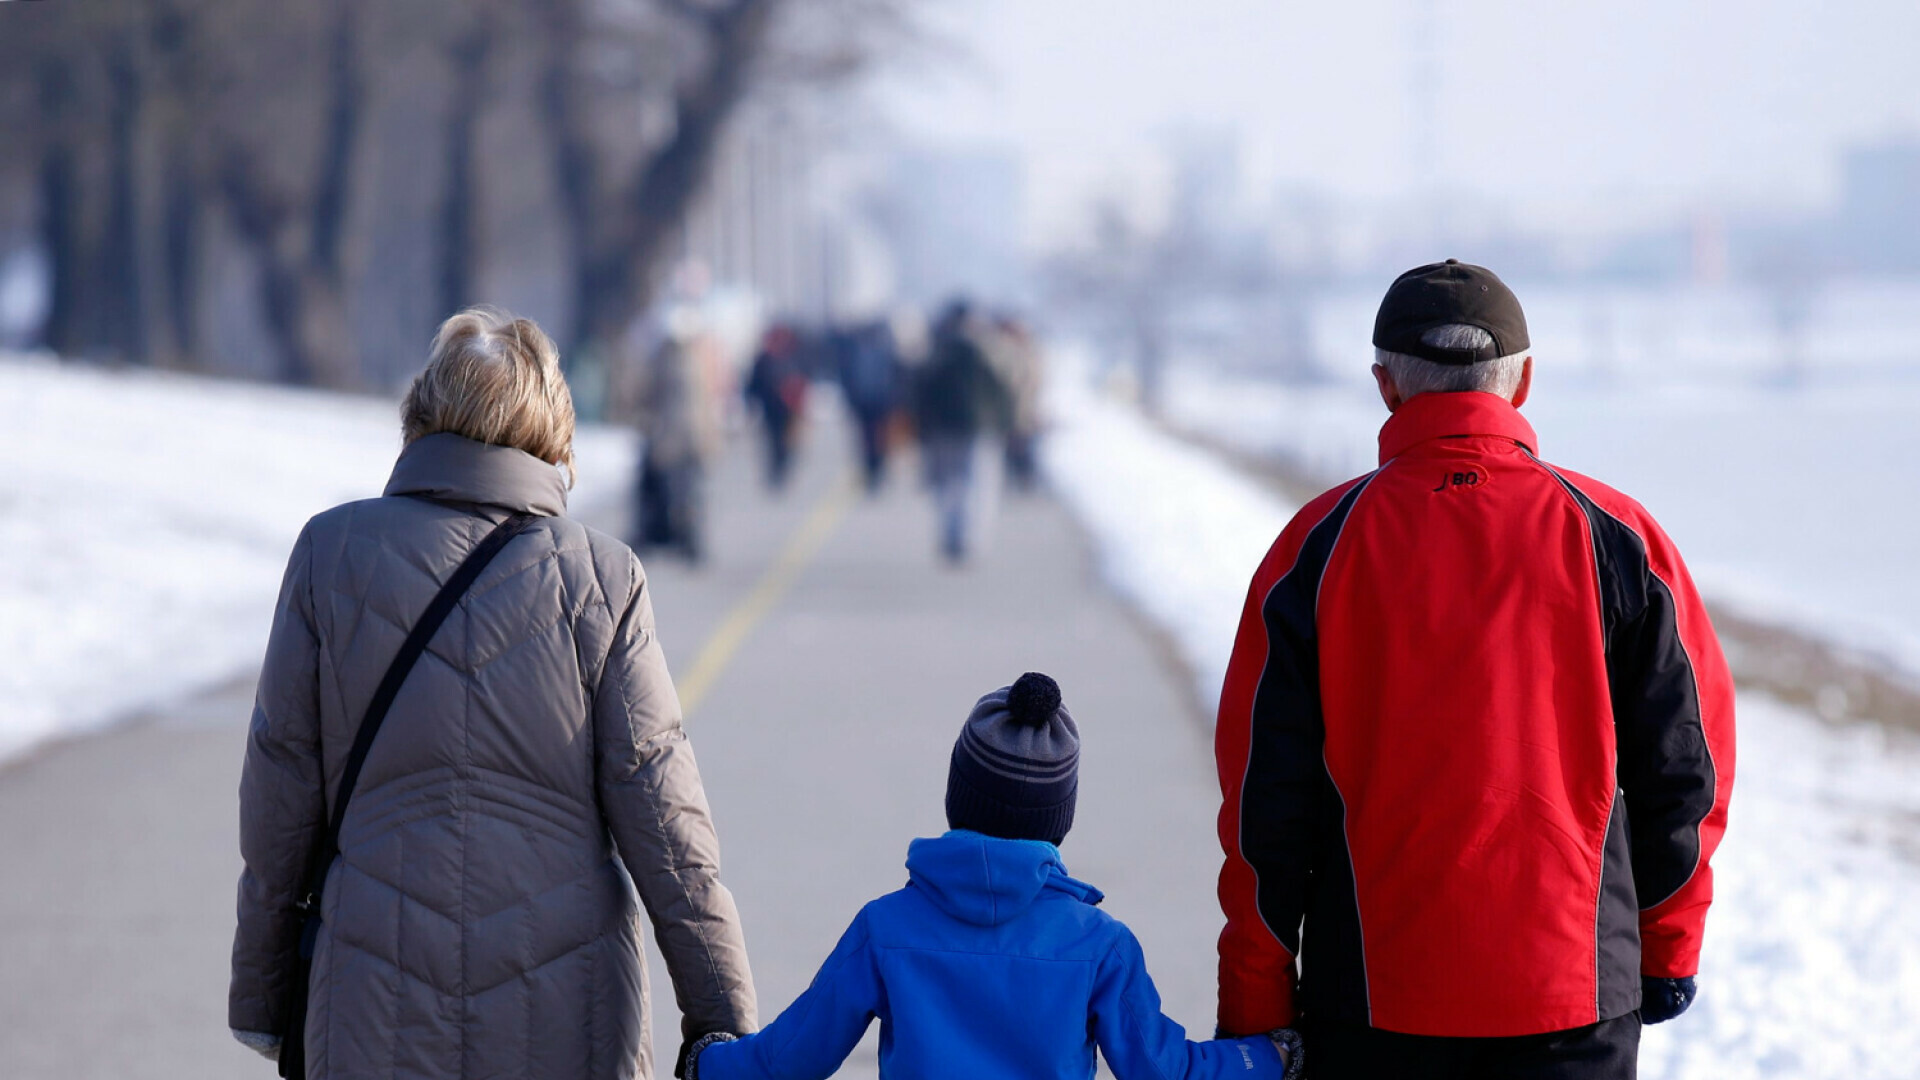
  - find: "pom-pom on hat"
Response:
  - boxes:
[946,672,1079,846]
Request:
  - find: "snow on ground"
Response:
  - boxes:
[1648,694,1920,1080]
[1044,359,1295,698]
[0,354,635,762]
[1163,361,1920,680]
[1044,347,1920,1080]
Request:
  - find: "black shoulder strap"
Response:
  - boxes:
[295,511,537,911]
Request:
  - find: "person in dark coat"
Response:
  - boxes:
[229,308,757,1079]
[912,300,1011,562]
[685,673,1302,1080]
[835,321,904,493]
[742,323,808,491]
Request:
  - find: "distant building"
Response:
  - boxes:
[1833,137,1920,273]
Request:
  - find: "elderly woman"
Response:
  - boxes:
[228,309,755,1079]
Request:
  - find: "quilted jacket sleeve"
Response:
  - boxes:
[594,551,758,1047]
[230,523,328,1035]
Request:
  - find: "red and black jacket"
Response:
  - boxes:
[1215,391,1735,1038]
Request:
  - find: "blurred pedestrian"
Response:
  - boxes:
[743,323,808,491]
[229,308,756,1079]
[913,299,1012,563]
[633,307,725,562]
[1214,262,1734,1079]
[836,320,905,493]
[981,313,1045,493]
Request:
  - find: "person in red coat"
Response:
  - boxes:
[1214,261,1735,1079]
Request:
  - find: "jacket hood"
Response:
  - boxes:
[384,432,568,515]
[905,831,1103,927]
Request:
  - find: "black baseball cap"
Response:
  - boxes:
[1372,259,1529,366]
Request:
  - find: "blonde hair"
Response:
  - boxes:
[402,307,577,487]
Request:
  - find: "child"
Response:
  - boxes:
[687,673,1302,1080]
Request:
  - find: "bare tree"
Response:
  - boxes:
[0,4,149,360]
[198,1,368,386]
[0,0,925,388]
[1048,205,1272,415]
[532,0,782,368]
[1046,140,1280,415]
[543,0,927,382]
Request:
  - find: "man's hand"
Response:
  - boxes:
[1267,1027,1304,1079]
[1641,975,1697,1024]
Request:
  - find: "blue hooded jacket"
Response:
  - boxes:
[699,831,1283,1080]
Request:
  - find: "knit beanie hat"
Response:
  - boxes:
[945,672,1079,845]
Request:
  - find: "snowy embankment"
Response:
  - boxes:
[0,355,635,763]
[1043,349,1920,1080]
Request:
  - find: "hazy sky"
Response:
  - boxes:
[872,0,1920,244]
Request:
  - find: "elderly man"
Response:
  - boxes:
[1214,260,1734,1079]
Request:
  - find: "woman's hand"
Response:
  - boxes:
[682,1031,739,1080]
[231,1029,282,1061]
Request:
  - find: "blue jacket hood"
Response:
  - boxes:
[905,831,1104,927]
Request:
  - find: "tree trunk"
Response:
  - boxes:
[543,0,781,373]
[296,3,362,387]
[570,249,634,373]
[217,5,364,387]
[536,0,597,358]
[157,140,201,365]
[590,0,779,353]
[34,57,85,356]
[309,6,358,282]
[436,22,490,320]
[95,35,146,361]
[131,0,204,370]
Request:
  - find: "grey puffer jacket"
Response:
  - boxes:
[229,433,756,1079]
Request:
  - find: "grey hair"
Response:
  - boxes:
[1375,324,1529,400]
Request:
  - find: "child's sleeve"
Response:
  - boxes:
[1091,926,1286,1080]
[696,910,883,1080]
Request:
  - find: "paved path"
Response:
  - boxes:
[0,415,1228,1078]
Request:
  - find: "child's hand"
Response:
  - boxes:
[1266,1028,1304,1080]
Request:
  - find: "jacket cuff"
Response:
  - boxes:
[683,1032,738,1080]
[231,1029,282,1061]
[1637,920,1701,978]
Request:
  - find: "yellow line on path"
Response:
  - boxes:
[677,474,860,717]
